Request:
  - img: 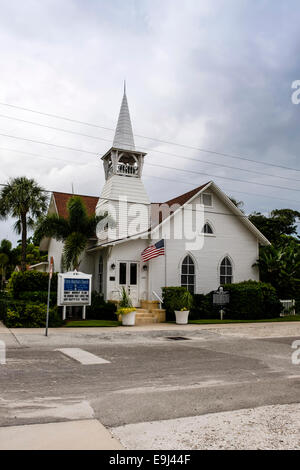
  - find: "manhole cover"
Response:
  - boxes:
[166,336,191,341]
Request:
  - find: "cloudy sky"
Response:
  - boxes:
[0,0,300,244]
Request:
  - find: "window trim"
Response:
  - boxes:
[219,255,233,285]
[202,222,215,236]
[202,193,213,207]
[180,254,196,294]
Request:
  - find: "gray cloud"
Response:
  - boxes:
[0,0,299,244]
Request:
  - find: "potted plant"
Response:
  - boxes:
[116,287,136,326]
[170,289,194,324]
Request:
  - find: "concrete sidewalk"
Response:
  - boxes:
[0,419,124,450]
[0,321,21,348]
[1,320,300,349]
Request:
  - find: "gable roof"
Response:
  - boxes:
[164,183,209,207]
[150,181,270,246]
[49,181,270,250]
[52,191,99,218]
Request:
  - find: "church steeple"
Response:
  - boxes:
[96,85,150,241]
[101,85,146,181]
[113,82,135,151]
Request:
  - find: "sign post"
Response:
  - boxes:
[213,286,230,320]
[45,256,54,337]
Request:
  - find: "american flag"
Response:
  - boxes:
[141,239,165,262]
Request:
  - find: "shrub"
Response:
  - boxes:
[7,271,58,299]
[0,298,26,322]
[168,289,194,312]
[3,302,63,328]
[165,281,283,321]
[18,291,57,306]
[162,287,188,321]
[86,291,117,320]
[190,293,219,320]
[5,306,24,328]
[223,280,282,319]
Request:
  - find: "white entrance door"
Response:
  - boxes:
[118,261,139,307]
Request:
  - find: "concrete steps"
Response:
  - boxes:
[134,303,166,325]
[117,301,166,325]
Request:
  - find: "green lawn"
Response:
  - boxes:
[64,320,121,327]
[188,315,300,324]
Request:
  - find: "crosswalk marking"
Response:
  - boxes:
[55,348,110,365]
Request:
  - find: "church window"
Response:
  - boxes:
[181,255,195,294]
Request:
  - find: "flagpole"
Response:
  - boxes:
[164,238,167,288]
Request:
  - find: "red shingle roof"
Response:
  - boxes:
[52,184,209,222]
[52,192,99,218]
[164,183,209,207]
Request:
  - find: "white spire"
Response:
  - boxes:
[113,82,135,151]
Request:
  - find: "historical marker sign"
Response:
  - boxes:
[57,271,92,306]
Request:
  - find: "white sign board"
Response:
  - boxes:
[57,271,92,306]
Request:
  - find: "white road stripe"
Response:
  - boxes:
[55,348,110,365]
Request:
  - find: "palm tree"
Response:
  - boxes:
[35,196,107,271]
[254,244,300,298]
[0,177,48,271]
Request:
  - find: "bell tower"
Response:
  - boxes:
[96,85,151,241]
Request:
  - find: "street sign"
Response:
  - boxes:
[49,256,54,280]
[57,271,92,306]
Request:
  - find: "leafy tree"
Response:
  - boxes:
[0,177,48,271]
[12,242,48,267]
[0,239,19,284]
[254,243,300,298]
[35,196,107,271]
[249,209,300,244]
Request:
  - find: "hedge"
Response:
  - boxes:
[8,271,58,299]
[86,291,117,320]
[222,281,282,319]
[163,281,282,321]
[1,301,63,328]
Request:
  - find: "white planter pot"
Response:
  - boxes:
[175,310,190,325]
[121,311,136,326]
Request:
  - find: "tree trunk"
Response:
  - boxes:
[21,213,27,272]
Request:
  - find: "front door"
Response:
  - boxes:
[118,261,139,307]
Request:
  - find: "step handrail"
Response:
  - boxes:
[152,290,163,309]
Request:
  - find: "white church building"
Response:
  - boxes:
[41,88,270,308]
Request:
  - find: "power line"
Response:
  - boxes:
[147,162,300,193]
[0,100,299,173]
[142,174,300,205]
[0,183,264,219]
[1,131,300,196]
[1,146,299,205]
[1,112,300,183]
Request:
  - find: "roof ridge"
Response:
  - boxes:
[163,182,210,206]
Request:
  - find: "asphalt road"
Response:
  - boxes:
[0,328,299,429]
